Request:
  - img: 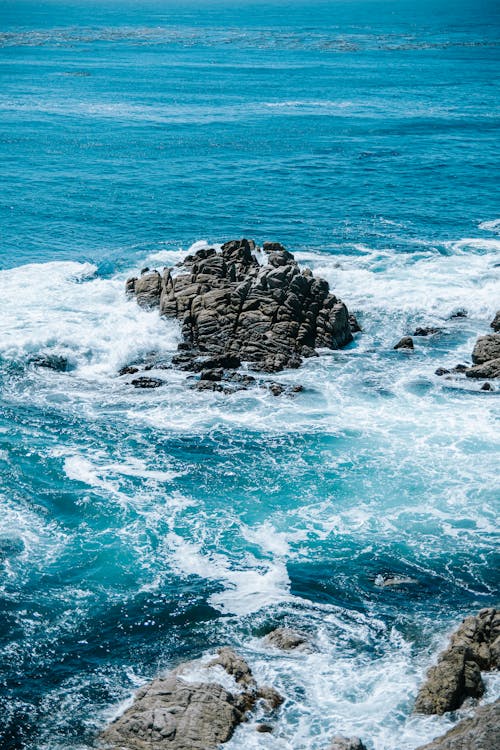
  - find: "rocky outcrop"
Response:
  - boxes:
[415,698,500,750]
[394,336,414,350]
[100,647,282,750]
[490,311,500,333]
[328,737,367,750]
[264,627,308,651]
[465,358,500,380]
[414,608,499,715]
[126,240,353,373]
[471,334,500,366]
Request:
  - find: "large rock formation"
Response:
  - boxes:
[100,647,282,750]
[126,240,353,373]
[471,334,500,366]
[414,608,499,715]
[415,698,500,750]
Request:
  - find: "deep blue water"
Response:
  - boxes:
[0,2,499,749]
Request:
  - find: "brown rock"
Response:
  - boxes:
[415,698,500,750]
[465,358,500,379]
[471,334,500,365]
[264,627,309,651]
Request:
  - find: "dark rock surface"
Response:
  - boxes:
[490,311,500,332]
[100,647,282,750]
[465,358,500,380]
[414,327,442,336]
[394,336,414,350]
[264,627,308,651]
[471,334,500,365]
[328,737,368,750]
[415,698,500,750]
[414,608,499,715]
[29,353,69,371]
[126,240,353,373]
[131,377,164,389]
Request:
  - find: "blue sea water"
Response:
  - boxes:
[0,1,499,748]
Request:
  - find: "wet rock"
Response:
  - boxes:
[100,647,281,750]
[451,364,468,374]
[328,737,368,750]
[414,327,442,336]
[435,368,450,376]
[256,723,273,733]
[465,357,500,379]
[349,314,362,333]
[127,239,353,373]
[471,334,500,365]
[119,365,139,376]
[125,277,137,295]
[264,627,308,651]
[414,608,499,715]
[135,270,162,309]
[29,354,69,371]
[449,309,467,319]
[131,377,164,389]
[394,336,414,350]
[256,685,284,710]
[481,382,493,391]
[200,368,224,382]
[490,311,500,332]
[415,698,500,750]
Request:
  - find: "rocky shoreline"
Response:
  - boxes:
[98,610,499,750]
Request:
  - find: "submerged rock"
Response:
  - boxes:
[328,737,368,750]
[29,353,69,371]
[414,608,499,715]
[126,239,353,373]
[415,698,500,750]
[414,327,442,336]
[100,647,282,750]
[264,627,309,651]
[131,377,164,389]
[471,334,500,365]
[394,336,414,350]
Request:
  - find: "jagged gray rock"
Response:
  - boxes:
[394,336,414,350]
[415,698,500,750]
[264,627,309,651]
[471,334,500,365]
[490,311,500,332]
[465,358,500,379]
[414,608,499,715]
[100,647,282,750]
[126,239,353,373]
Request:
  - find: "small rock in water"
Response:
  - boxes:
[435,367,450,376]
[328,737,368,750]
[451,364,468,373]
[256,724,273,733]
[264,627,309,650]
[29,354,69,371]
[490,310,500,332]
[414,327,442,336]
[480,382,493,391]
[131,376,164,389]
[394,336,414,350]
[118,365,139,376]
[349,313,362,333]
[449,308,468,319]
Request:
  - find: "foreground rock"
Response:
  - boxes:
[100,647,282,750]
[471,334,500,366]
[465,358,500,380]
[126,240,353,373]
[416,698,500,750]
[414,608,499,715]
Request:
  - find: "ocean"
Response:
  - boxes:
[0,1,499,748]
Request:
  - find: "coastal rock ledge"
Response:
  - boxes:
[99,647,283,750]
[414,607,499,715]
[126,239,354,373]
[415,698,500,750]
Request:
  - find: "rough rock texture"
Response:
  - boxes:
[471,334,500,365]
[126,240,353,373]
[414,608,499,715]
[394,336,414,350]
[415,698,500,750]
[465,358,500,380]
[100,647,282,750]
[490,311,500,332]
[414,327,442,336]
[328,737,368,750]
[264,627,308,651]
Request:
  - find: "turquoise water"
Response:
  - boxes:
[0,1,499,748]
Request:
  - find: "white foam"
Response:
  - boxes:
[479,218,500,231]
